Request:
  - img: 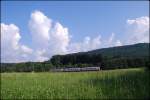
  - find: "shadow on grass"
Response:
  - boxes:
[81,69,150,99]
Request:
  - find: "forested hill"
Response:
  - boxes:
[86,43,149,58]
[51,43,149,59]
[49,43,149,69]
[1,43,149,72]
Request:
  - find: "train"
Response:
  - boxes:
[52,67,100,72]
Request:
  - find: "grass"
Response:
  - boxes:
[1,68,150,99]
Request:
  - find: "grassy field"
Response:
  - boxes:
[1,68,150,99]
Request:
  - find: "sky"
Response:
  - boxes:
[1,1,149,63]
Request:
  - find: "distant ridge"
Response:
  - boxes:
[62,43,149,58]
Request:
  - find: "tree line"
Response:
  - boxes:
[1,53,149,72]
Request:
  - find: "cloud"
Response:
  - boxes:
[1,23,32,63]
[29,10,109,61]
[1,10,71,62]
[31,50,48,62]
[126,16,149,44]
[21,45,33,54]
[115,40,122,46]
[29,10,51,50]
[1,10,148,63]
[108,33,115,44]
[1,23,20,50]
[68,35,101,53]
[48,22,70,55]
[105,32,123,47]
[29,10,70,61]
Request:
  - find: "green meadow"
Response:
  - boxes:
[1,68,150,99]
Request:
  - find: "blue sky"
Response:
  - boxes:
[2,1,149,46]
[1,1,149,62]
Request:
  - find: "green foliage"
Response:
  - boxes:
[49,43,149,70]
[1,43,149,72]
[1,62,53,72]
[50,53,102,67]
[87,43,149,58]
[1,68,149,99]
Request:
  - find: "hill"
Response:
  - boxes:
[1,43,149,72]
[56,43,149,59]
[50,43,149,69]
[86,43,149,58]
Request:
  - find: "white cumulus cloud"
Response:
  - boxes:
[68,35,101,53]
[2,10,148,63]
[28,10,70,61]
[1,10,71,62]
[1,23,32,63]
[48,22,70,55]
[29,10,51,50]
[126,16,149,44]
